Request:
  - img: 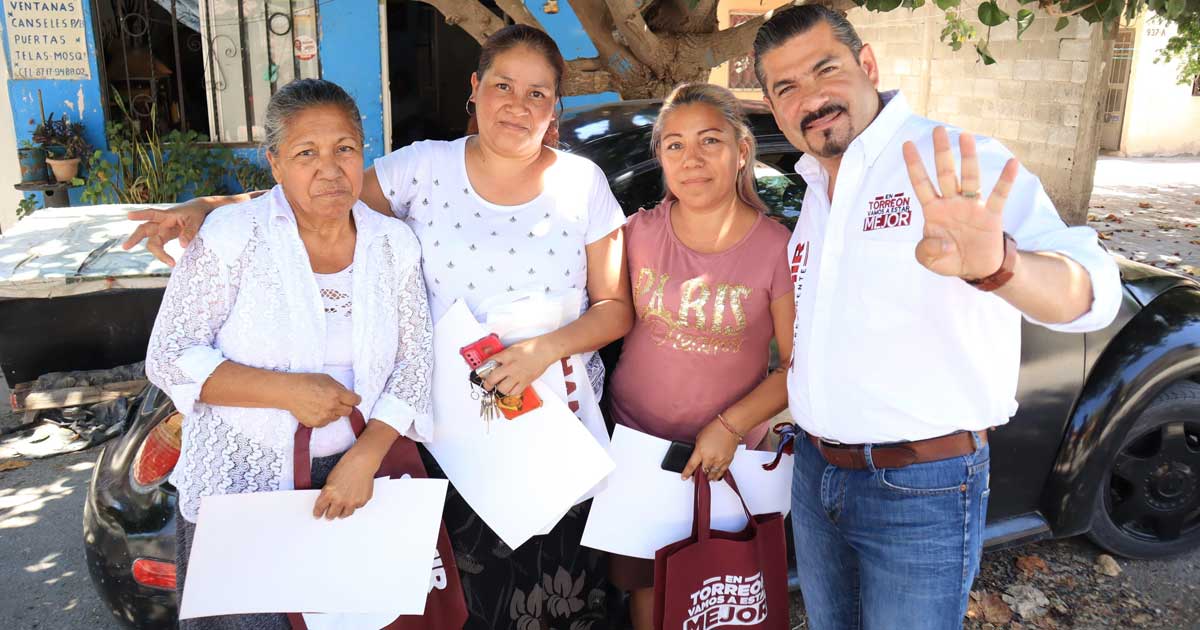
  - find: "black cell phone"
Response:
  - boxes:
[660,440,695,474]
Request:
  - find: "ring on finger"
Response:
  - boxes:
[962,189,981,199]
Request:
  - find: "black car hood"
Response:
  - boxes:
[1117,256,1198,306]
[559,99,785,174]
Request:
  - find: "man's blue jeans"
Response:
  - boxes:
[790,431,990,630]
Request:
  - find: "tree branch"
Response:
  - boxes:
[605,0,669,75]
[569,56,606,72]
[684,0,854,68]
[413,0,506,44]
[565,0,647,88]
[494,0,548,29]
[565,58,617,94]
[689,11,770,68]
[657,0,720,34]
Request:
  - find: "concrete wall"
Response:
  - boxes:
[1119,17,1200,156]
[0,53,21,231]
[853,7,1109,224]
[710,3,1109,224]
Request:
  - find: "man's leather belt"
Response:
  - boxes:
[808,430,987,470]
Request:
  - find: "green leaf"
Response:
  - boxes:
[1016,9,1035,39]
[1167,0,1185,18]
[910,0,926,8]
[1016,0,1037,4]
[878,0,903,10]
[978,1,1009,27]
[934,0,959,9]
[976,42,997,65]
[1055,16,1071,31]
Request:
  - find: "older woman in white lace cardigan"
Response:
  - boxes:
[144,79,432,630]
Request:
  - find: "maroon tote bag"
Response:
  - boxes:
[288,408,468,630]
[652,471,789,630]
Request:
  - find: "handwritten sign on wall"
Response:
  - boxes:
[4,0,91,80]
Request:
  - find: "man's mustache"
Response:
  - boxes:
[801,104,848,131]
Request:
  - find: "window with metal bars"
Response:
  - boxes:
[95,0,319,144]
[198,0,320,143]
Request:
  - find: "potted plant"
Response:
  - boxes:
[17,139,47,184]
[35,113,91,183]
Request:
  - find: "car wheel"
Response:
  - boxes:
[1088,381,1200,559]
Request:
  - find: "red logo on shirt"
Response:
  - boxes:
[863,192,912,232]
[790,241,810,284]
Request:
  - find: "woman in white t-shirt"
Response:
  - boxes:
[125,25,633,630]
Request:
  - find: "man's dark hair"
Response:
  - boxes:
[753,4,864,94]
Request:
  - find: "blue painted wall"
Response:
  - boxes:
[319,0,385,163]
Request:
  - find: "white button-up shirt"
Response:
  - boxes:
[787,91,1122,444]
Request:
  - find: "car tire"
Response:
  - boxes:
[1087,381,1200,559]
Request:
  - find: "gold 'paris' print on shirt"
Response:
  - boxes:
[634,267,752,355]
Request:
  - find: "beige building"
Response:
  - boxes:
[1100,17,1200,156]
[711,1,1111,224]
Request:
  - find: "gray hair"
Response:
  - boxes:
[651,83,769,214]
[263,79,363,155]
[753,4,864,93]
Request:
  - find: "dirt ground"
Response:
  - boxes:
[1087,156,1200,278]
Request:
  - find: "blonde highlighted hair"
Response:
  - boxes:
[650,83,769,214]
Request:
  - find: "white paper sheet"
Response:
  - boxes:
[427,300,615,550]
[581,425,794,559]
[179,478,448,620]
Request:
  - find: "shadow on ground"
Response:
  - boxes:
[0,448,122,630]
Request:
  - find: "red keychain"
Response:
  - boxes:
[459,334,542,420]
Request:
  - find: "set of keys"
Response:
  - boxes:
[468,359,529,428]
[469,359,501,425]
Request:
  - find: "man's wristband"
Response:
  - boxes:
[965,232,1018,292]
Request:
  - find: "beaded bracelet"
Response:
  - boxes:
[717,412,745,440]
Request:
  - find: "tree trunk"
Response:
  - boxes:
[417,0,859,100]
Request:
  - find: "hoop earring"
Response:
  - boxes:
[465,98,476,117]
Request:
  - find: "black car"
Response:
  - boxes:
[85,100,1200,629]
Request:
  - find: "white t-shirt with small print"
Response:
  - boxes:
[373,137,626,324]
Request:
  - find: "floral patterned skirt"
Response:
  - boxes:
[418,445,621,630]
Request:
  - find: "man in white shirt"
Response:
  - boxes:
[752,5,1122,629]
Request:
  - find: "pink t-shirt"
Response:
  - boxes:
[608,202,793,447]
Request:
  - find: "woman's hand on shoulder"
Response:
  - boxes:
[681,419,740,481]
[313,449,379,519]
[286,373,362,428]
[122,198,214,266]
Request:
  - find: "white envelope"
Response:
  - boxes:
[581,425,794,559]
[179,478,448,620]
[426,300,615,550]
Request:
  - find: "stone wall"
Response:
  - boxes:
[846,6,1110,224]
[710,2,1112,224]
